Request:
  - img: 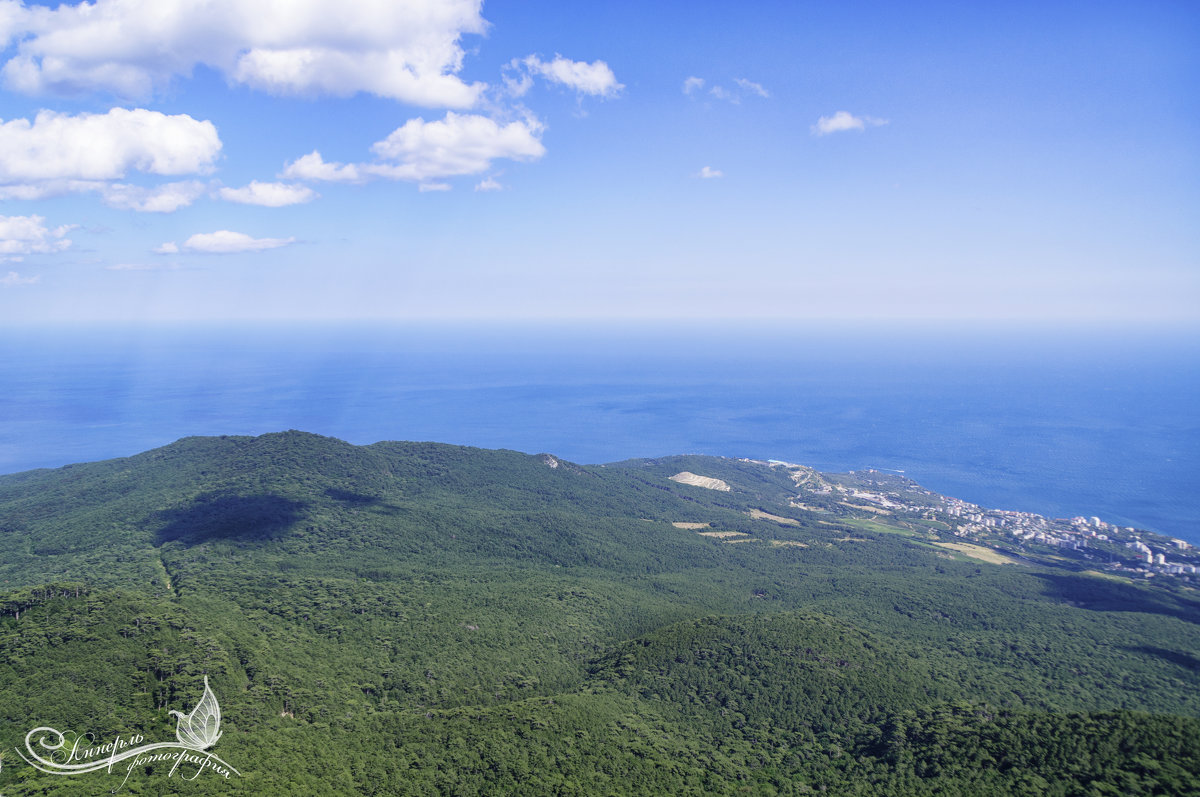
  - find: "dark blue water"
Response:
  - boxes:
[1,322,1196,541]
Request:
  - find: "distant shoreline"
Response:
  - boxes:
[1,327,1194,541]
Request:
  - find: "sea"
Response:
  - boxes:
[1,322,1197,543]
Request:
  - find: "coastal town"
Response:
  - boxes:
[772,462,1200,581]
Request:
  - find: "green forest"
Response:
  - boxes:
[0,431,1197,794]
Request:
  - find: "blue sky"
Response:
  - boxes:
[0,0,1196,324]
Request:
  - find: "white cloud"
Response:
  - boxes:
[0,2,28,47]
[218,180,317,206]
[232,47,484,107]
[0,108,220,182]
[0,214,72,258]
[284,113,545,190]
[734,78,769,98]
[102,180,206,212]
[696,166,723,179]
[1,270,39,285]
[501,69,533,98]
[1,0,488,106]
[280,151,362,183]
[474,176,502,191]
[367,112,545,182]
[519,54,622,98]
[0,108,219,208]
[686,76,770,104]
[811,110,889,136]
[154,242,180,254]
[181,230,295,253]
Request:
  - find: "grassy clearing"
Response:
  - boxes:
[1080,569,1130,582]
[749,509,801,526]
[838,501,892,515]
[909,518,953,531]
[837,518,920,537]
[934,541,1021,566]
[671,522,711,529]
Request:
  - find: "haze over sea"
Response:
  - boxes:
[2,323,1197,543]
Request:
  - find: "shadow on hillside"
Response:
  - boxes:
[1128,645,1200,673]
[155,492,308,547]
[1033,572,1200,626]
[324,488,381,505]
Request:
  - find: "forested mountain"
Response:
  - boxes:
[1,431,1197,795]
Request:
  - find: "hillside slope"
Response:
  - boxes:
[1,432,1197,794]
